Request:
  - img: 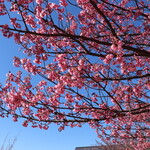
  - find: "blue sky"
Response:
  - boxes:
[0,25,99,150]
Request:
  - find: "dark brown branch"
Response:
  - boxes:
[90,0,119,39]
[100,73,150,81]
[6,27,150,57]
[101,0,149,18]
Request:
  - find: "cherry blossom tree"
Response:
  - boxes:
[0,0,150,149]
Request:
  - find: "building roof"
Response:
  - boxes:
[75,145,132,150]
[75,146,101,150]
[75,145,150,150]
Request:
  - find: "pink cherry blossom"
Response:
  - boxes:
[0,0,150,149]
